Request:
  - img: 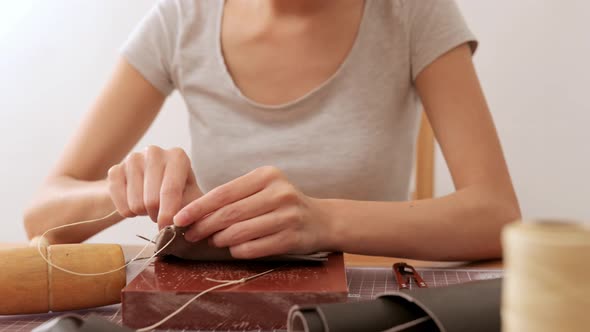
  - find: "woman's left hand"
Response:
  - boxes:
[172,166,334,259]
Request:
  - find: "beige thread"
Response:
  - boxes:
[36,210,176,277]
[502,221,590,332]
[34,210,282,331]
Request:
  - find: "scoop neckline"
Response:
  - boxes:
[215,0,370,111]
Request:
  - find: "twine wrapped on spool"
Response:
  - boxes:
[0,244,125,315]
[502,221,590,332]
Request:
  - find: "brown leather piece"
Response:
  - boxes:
[154,225,330,262]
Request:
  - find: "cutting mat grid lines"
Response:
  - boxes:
[346,267,502,301]
[0,267,502,332]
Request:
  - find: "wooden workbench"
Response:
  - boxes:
[0,242,502,331]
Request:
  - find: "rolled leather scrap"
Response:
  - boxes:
[154,225,330,261]
[288,278,501,332]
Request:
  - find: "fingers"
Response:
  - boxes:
[125,153,146,215]
[106,146,198,223]
[144,146,165,222]
[174,166,283,227]
[229,230,303,259]
[174,165,314,259]
[158,148,192,228]
[183,187,281,242]
[181,175,202,206]
[209,211,288,248]
[107,164,132,217]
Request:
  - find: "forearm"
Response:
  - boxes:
[24,177,122,244]
[322,185,520,261]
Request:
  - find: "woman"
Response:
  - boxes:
[24,0,520,261]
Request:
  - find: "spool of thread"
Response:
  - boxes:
[0,243,125,315]
[502,221,590,332]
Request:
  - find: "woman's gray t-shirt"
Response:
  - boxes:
[121,0,476,201]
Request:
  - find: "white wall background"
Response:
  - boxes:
[438,1,590,221]
[1,1,588,244]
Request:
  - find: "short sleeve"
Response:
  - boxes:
[408,0,478,81]
[120,0,180,96]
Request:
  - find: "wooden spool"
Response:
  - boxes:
[0,243,126,315]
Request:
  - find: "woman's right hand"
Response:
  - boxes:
[107,146,202,229]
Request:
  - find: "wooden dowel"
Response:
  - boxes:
[0,244,125,314]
